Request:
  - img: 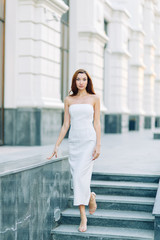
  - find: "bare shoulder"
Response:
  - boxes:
[92,94,100,105]
[64,96,70,106]
[64,96,70,101]
[64,95,73,106]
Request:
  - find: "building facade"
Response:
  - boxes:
[1,0,160,145]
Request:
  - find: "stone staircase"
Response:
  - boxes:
[51,172,159,240]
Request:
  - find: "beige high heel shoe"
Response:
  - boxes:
[89,192,97,214]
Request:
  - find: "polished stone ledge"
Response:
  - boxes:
[0,154,69,177]
[0,140,69,177]
[153,180,160,216]
[153,180,160,240]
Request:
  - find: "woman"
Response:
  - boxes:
[47,69,101,232]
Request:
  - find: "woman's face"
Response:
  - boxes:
[76,73,88,90]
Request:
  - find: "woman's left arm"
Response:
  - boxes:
[92,96,101,160]
[94,95,101,146]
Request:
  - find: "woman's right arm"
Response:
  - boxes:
[47,97,70,160]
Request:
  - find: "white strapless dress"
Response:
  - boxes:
[68,104,97,206]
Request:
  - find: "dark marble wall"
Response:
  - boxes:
[155,117,160,128]
[153,180,160,240]
[144,116,152,129]
[104,114,122,133]
[0,158,71,240]
[154,217,160,240]
[4,108,105,146]
[128,115,139,131]
[4,108,62,146]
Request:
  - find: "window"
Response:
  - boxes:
[104,19,108,49]
[104,19,108,35]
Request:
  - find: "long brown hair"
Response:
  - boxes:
[69,69,96,96]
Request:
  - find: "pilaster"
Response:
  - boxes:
[69,0,108,113]
[104,6,131,133]
[154,8,160,126]
[143,0,156,119]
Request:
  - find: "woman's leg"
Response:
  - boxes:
[78,205,87,232]
[78,192,97,232]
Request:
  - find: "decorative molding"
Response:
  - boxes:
[79,29,108,45]
[111,50,131,58]
[16,98,64,109]
[19,0,69,16]
[129,62,146,69]
[128,110,146,115]
[109,4,131,19]
[130,28,145,37]
[144,71,156,77]
[104,0,113,21]
[144,42,156,49]
[107,108,131,114]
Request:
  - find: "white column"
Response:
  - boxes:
[4,0,18,109]
[143,0,156,125]
[124,0,145,131]
[128,30,145,115]
[4,0,68,109]
[154,9,160,118]
[104,8,130,114]
[69,0,108,112]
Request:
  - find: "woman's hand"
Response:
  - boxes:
[47,146,59,160]
[92,145,101,160]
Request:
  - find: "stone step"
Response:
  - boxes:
[52,173,157,240]
[68,194,155,212]
[52,224,154,240]
[61,208,154,230]
[90,180,158,197]
[92,172,160,183]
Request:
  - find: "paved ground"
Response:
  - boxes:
[0,129,159,176]
[93,130,160,175]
